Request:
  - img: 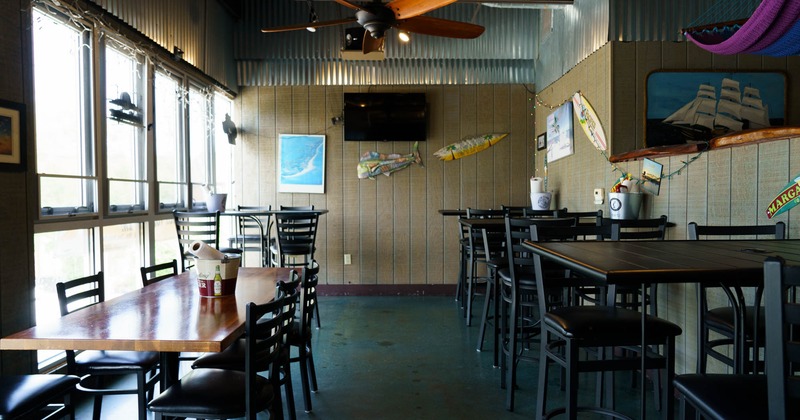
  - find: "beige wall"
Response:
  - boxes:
[537,42,800,373]
[233,85,535,287]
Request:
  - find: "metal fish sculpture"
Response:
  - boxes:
[433,133,508,161]
[357,142,423,179]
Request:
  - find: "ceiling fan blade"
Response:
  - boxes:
[261,17,356,33]
[387,0,458,20]
[395,16,485,39]
[362,30,385,54]
[333,0,361,10]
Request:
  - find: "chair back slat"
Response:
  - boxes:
[173,210,222,271]
[688,222,786,240]
[609,215,668,240]
[763,257,800,419]
[56,272,104,316]
[140,260,178,287]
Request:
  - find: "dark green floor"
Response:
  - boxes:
[78,296,670,419]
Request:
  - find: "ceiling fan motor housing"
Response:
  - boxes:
[356,6,395,39]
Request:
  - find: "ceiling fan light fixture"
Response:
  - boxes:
[398,31,410,43]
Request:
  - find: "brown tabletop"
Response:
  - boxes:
[1,267,292,353]
[521,239,800,288]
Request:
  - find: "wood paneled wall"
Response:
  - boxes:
[233,85,534,287]
[536,41,800,373]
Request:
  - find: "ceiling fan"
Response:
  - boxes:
[261,0,486,54]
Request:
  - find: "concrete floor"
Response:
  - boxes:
[78,295,669,419]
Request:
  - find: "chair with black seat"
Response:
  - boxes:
[288,261,321,414]
[531,223,682,420]
[139,259,178,287]
[56,273,160,420]
[148,290,286,420]
[498,216,576,411]
[475,215,509,366]
[688,221,785,375]
[557,209,603,232]
[463,208,505,327]
[191,274,301,420]
[673,255,800,419]
[0,374,80,419]
[605,215,668,315]
[229,205,272,267]
[173,210,242,272]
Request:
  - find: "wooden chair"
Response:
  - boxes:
[139,259,178,287]
[688,221,785,374]
[0,374,80,419]
[673,255,800,419]
[531,223,681,419]
[173,210,242,272]
[148,291,286,420]
[56,273,160,420]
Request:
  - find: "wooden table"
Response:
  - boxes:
[521,239,800,419]
[1,267,294,388]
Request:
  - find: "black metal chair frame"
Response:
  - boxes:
[688,221,785,374]
[0,374,80,420]
[230,205,272,267]
[673,256,799,419]
[56,272,160,420]
[173,210,241,272]
[139,259,178,287]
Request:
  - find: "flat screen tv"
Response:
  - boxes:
[344,93,427,141]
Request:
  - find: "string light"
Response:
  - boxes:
[525,84,707,183]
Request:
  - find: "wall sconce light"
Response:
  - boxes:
[172,46,184,61]
[331,115,344,126]
[398,31,410,43]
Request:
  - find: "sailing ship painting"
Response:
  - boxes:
[646,72,785,146]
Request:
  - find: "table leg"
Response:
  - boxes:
[160,352,180,390]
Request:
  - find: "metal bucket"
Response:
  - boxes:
[608,192,643,220]
[530,192,552,211]
[194,255,240,297]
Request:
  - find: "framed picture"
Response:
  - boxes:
[278,134,325,194]
[645,71,786,147]
[0,100,26,171]
[546,101,574,163]
[641,158,663,196]
[536,132,547,151]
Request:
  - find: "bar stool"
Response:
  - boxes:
[530,223,681,419]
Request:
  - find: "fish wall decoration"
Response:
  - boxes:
[357,142,423,179]
[433,133,508,161]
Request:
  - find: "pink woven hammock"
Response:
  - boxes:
[685,0,800,56]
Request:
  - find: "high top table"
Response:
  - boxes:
[521,239,800,419]
[1,267,294,389]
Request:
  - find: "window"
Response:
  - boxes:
[155,71,187,210]
[33,8,96,217]
[31,4,229,369]
[105,39,147,214]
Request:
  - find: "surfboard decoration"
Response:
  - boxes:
[766,173,800,218]
[572,92,607,151]
[433,133,508,161]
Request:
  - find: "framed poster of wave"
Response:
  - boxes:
[278,134,326,194]
[645,71,786,147]
[546,100,574,163]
